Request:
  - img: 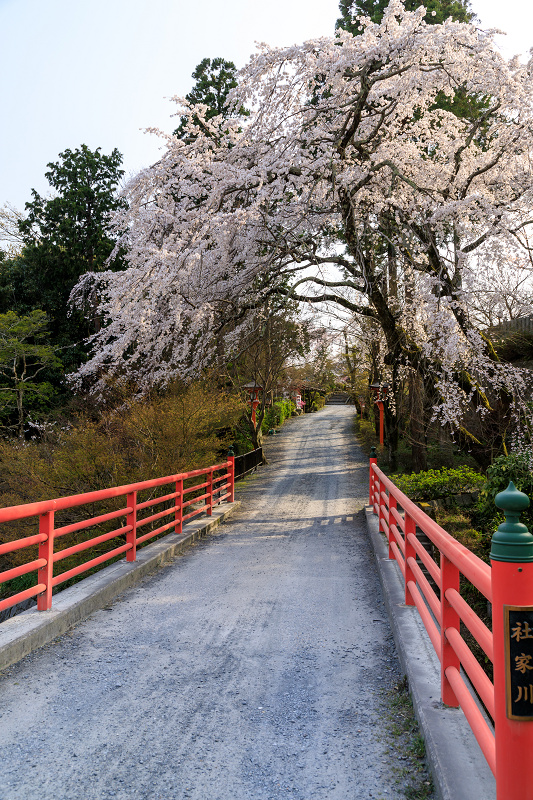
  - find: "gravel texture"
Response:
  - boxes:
[0,406,430,800]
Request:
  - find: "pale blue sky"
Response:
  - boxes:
[1,0,531,213]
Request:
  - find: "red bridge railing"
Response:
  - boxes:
[370,456,533,800]
[0,456,235,615]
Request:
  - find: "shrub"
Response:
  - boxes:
[389,466,485,501]
[262,399,294,431]
[473,451,533,534]
[481,451,533,502]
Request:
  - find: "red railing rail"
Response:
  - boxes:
[0,455,236,615]
[370,457,533,800]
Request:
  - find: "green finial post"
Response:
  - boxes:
[227,446,235,458]
[490,481,533,562]
[370,446,377,459]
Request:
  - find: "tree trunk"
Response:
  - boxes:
[248,416,268,463]
[409,371,427,473]
[17,386,24,440]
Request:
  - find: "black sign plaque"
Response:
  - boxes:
[504,605,533,720]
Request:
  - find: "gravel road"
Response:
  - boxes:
[0,406,429,800]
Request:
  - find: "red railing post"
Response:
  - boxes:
[388,493,396,559]
[37,511,54,611]
[490,482,533,800]
[176,478,183,534]
[126,491,137,562]
[404,512,416,607]
[441,553,460,707]
[228,451,235,503]
[377,400,384,446]
[369,447,377,510]
[378,476,386,537]
[207,469,213,516]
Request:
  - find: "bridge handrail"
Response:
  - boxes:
[0,462,230,524]
[370,459,496,775]
[0,456,237,615]
[370,457,533,797]
[371,464,492,600]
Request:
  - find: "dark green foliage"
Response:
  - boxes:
[336,0,474,34]
[19,145,125,271]
[262,399,295,432]
[0,310,62,436]
[482,452,533,502]
[0,145,125,373]
[174,57,247,139]
[492,332,533,363]
[389,465,485,500]
[470,452,533,535]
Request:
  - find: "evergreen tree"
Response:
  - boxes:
[337,0,474,33]
[0,310,61,437]
[174,57,247,139]
[12,145,125,365]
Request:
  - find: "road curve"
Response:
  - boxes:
[0,406,412,800]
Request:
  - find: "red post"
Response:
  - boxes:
[377,400,384,446]
[440,554,460,707]
[37,511,54,611]
[378,475,387,535]
[388,493,397,559]
[126,491,137,562]
[369,448,377,508]
[491,558,533,798]
[404,512,416,607]
[207,469,213,516]
[252,399,259,426]
[228,456,235,503]
[490,482,533,799]
[175,478,183,534]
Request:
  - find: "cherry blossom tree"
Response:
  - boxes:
[462,254,533,330]
[74,1,533,466]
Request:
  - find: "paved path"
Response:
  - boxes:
[0,407,418,800]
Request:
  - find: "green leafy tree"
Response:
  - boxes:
[175,57,247,139]
[336,0,474,32]
[0,310,62,438]
[14,145,125,364]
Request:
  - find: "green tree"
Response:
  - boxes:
[336,0,474,32]
[175,57,247,139]
[15,145,125,364]
[0,310,62,438]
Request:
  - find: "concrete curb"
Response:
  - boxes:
[364,506,496,800]
[0,502,240,672]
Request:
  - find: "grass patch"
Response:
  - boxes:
[381,675,434,800]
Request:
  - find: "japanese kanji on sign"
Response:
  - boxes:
[505,606,533,720]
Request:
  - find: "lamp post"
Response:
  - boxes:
[370,382,389,446]
[243,382,263,426]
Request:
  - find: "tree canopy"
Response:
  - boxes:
[5,145,126,364]
[336,0,474,31]
[74,1,533,464]
[0,310,61,438]
[174,57,245,139]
